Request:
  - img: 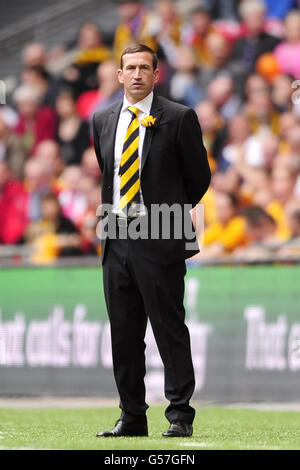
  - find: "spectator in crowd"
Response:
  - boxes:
[207,75,242,120]
[78,183,102,256]
[233,205,281,260]
[277,205,300,258]
[81,147,102,182]
[286,206,300,240]
[232,0,280,73]
[55,89,91,166]
[284,124,300,157]
[113,0,157,62]
[22,43,48,68]
[183,7,217,66]
[203,0,240,21]
[24,157,54,221]
[57,165,88,225]
[191,191,247,261]
[243,74,280,136]
[0,104,19,129]
[271,74,294,112]
[21,65,59,108]
[197,32,246,95]
[33,140,65,190]
[13,85,57,155]
[244,72,270,99]
[266,159,300,238]
[208,168,241,218]
[278,112,299,155]
[271,163,299,207]
[227,143,291,240]
[239,166,272,204]
[274,10,300,78]
[26,192,81,264]
[0,161,28,244]
[21,43,61,106]
[274,115,299,169]
[220,114,265,171]
[77,60,123,121]
[0,110,28,179]
[260,133,280,169]
[243,205,278,240]
[169,45,203,106]
[148,0,183,64]
[194,100,227,170]
[63,22,111,97]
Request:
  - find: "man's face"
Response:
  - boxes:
[215,193,235,224]
[41,199,60,221]
[118,2,140,22]
[192,12,211,35]
[245,11,264,36]
[117,52,159,103]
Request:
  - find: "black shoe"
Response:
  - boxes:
[96,419,148,437]
[162,421,193,437]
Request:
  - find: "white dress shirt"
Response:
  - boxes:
[112,91,154,216]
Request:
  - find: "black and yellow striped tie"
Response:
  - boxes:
[118,106,141,215]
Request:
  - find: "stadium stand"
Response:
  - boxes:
[1,0,300,266]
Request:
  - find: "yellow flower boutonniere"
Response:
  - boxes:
[141,115,157,128]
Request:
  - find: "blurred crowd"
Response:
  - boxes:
[1,0,300,264]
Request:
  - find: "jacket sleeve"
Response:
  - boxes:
[92,113,104,173]
[177,108,211,207]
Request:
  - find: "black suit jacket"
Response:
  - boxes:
[92,93,211,265]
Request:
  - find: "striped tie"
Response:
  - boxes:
[118,106,141,216]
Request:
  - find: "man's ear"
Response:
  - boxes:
[117,69,124,84]
[154,68,160,84]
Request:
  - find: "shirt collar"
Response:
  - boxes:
[122,91,153,115]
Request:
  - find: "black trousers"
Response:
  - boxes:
[102,222,195,425]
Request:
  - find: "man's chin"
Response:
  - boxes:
[129,88,150,100]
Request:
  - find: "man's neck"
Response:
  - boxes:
[124,90,153,105]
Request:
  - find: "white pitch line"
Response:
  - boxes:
[180,441,282,450]
[180,441,215,448]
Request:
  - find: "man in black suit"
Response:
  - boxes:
[93,44,210,438]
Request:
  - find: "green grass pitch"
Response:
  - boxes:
[0,405,300,450]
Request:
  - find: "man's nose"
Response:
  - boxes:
[133,68,142,79]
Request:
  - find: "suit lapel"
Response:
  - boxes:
[141,94,164,172]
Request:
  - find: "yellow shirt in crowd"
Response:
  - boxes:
[204,216,248,252]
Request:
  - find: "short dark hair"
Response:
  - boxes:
[290,209,300,223]
[226,192,239,208]
[24,65,50,81]
[120,43,158,70]
[191,6,212,17]
[41,191,59,205]
[242,206,276,228]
